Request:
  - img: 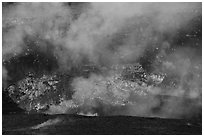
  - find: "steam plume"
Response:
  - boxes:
[3,3,202,118]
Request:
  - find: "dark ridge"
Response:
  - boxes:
[3,113,202,135]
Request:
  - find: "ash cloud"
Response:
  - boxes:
[2,3,202,118]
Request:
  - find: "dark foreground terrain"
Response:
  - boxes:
[2,113,202,135]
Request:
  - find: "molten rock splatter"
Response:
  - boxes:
[7,64,165,115]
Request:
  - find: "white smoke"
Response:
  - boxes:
[3,3,202,118]
[3,3,201,65]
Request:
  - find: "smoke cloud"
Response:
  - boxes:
[3,2,202,118]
